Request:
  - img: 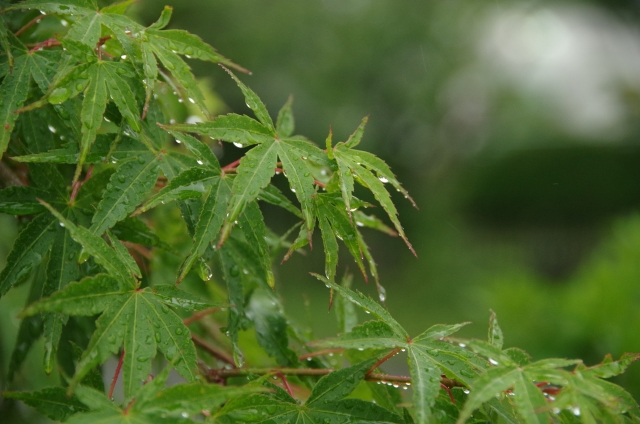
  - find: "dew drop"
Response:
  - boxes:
[49,87,70,104]
[378,176,389,183]
[232,142,243,148]
[175,328,184,335]
[230,265,240,277]
[196,160,204,165]
[188,98,195,104]
[117,175,126,183]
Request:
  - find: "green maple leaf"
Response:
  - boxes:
[329,117,417,256]
[22,201,218,400]
[217,359,405,423]
[0,35,63,159]
[24,364,265,423]
[0,166,70,370]
[164,68,322,258]
[312,274,486,424]
[137,6,248,115]
[3,387,89,422]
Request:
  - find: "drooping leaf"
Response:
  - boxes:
[42,225,82,374]
[312,273,406,338]
[219,140,278,245]
[7,262,46,379]
[276,95,294,138]
[219,242,247,367]
[177,176,229,283]
[488,310,504,349]
[335,273,358,334]
[237,201,275,288]
[248,288,298,366]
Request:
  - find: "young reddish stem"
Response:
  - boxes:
[298,348,344,361]
[276,372,295,398]
[109,349,125,400]
[122,398,137,415]
[441,383,456,404]
[367,347,402,376]
[206,366,464,391]
[221,158,242,172]
[183,307,221,326]
[15,14,47,38]
[191,333,236,367]
[29,38,61,53]
[70,165,93,203]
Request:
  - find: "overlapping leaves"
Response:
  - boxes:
[22,202,216,401]
[312,274,483,424]
[216,359,405,423]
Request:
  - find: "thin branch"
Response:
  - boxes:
[221,158,242,172]
[275,372,294,397]
[15,14,47,38]
[29,38,61,53]
[70,165,93,203]
[298,348,344,361]
[440,383,456,404]
[191,333,235,368]
[183,307,221,326]
[367,347,402,376]
[109,349,125,400]
[122,398,137,416]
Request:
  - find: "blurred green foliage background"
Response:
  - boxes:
[3,0,640,416]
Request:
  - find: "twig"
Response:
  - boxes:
[191,333,236,368]
[221,158,242,172]
[298,348,344,361]
[276,372,294,397]
[109,349,125,400]
[441,383,456,404]
[205,367,464,389]
[183,307,221,326]
[367,347,402,376]
[29,38,61,53]
[122,398,137,415]
[15,14,47,38]
[69,165,93,203]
